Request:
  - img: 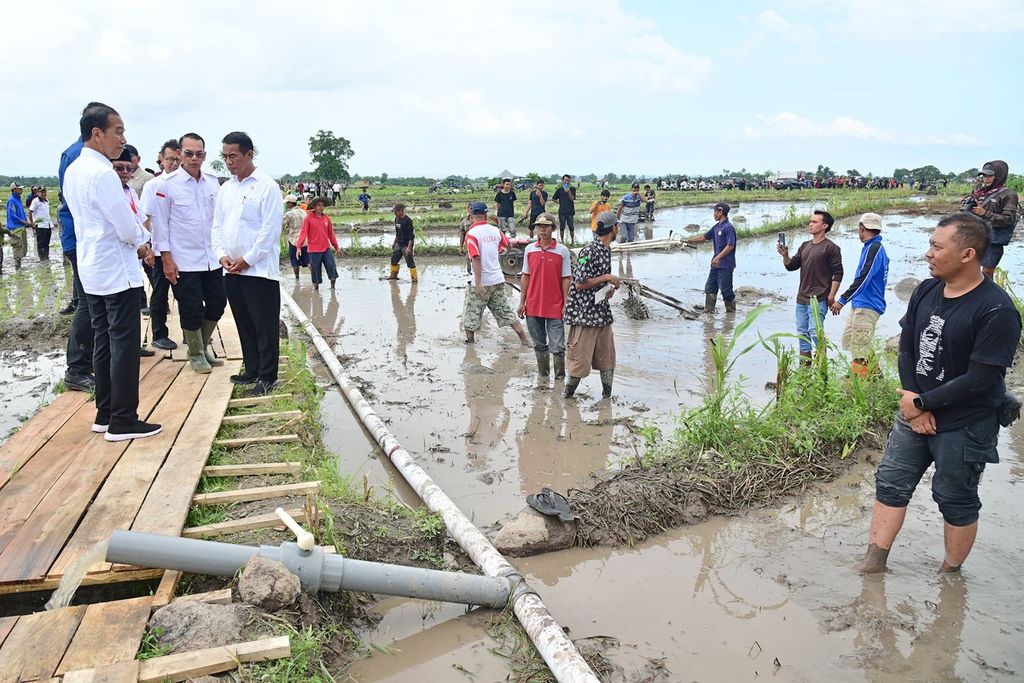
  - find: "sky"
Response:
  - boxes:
[2,0,1022,179]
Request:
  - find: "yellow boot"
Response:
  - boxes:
[409,267,418,282]
[388,264,399,280]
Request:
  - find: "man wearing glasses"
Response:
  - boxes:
[212,131,284,396]
[139,140,183,351]
[150,133,226,374]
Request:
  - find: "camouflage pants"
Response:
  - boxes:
[8,230,27,261]
[462,283,517,332]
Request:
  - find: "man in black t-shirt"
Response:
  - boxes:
[493,178,517,237]
[552,174,577,244]
[860,212,1021,575]
[388,203,417,282]
[526,179,548,239]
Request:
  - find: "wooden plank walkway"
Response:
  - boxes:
[0,321,241,593]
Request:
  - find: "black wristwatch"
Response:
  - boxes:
[913,396,925,411]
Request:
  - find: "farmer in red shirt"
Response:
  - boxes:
[517,213,573,385]
[295,196,341,290]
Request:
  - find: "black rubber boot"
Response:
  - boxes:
[600,369,614,398]
[552,353,565,379]
[535,351,550,387]
[724,299,736,313]
[704,293,717,313]
[564,376,581,398]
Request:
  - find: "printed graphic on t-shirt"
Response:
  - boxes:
[916,314,945,382]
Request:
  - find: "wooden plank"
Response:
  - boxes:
[0,360,182,583]
[183,508,306,539]
[227,394,293,409]
[0,356,163,554]
[203,462,301,477]
[57,596,153,674]
[150,570,180,609]
[193,481,319,506]
[221,410,302,425]
[0,391,89,490]
[170,588,232,605]
[0,605,86,683]
[216,310,244,361]
[0,568,165,596]
[132,361,240,535]
[136,636,291,683]
[49,367,206,577]
[0,616,17,649]
[214,434,300,449]
[63,659,140,683]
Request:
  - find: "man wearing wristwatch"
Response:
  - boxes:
[858,212,1021,575]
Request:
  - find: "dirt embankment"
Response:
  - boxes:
[0,315,71,353]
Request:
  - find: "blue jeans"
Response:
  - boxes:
[795,299,828,354]
[617,223,637,243]
[309,250,338,285]
[526,316,565,355]
[704,268,734,302]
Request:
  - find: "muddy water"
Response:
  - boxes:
[293,210,1023,682]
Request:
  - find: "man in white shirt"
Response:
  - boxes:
[461,201,530,345]
[62,102,160,441]
[28,187,53,261]
[139,140,182,351]
[151,133,226,374]
[211,131,284,396]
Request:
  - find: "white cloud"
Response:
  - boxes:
[0,0,711,175]
[745,113,892,140]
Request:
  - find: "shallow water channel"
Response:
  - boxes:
[294,207,1022,682]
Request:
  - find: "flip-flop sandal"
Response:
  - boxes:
[526,488,577,523]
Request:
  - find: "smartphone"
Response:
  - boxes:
[778,232,786,246]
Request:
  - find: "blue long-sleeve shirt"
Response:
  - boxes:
[58,137,84,252]
[6,194,28,231]
[838,235,888,315]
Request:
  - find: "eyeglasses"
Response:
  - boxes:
[112,164,133,172]
[164,157,181,165]
[182,150,207,159]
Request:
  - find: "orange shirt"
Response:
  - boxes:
[589,200,612,231]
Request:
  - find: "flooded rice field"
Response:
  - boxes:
[293,206,1024,682]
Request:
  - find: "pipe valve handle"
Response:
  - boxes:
[276,507,315,550]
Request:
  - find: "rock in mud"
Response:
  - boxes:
[494,507,576,557]
[460,362,496,375]
[683,223,701,233]
[148,602,244,653]
[239,555,301,611]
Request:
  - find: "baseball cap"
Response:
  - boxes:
[859,212,883,231]
[980,162,997,176]
[284,194,298,203]
[9,182,23,190]
[595,210,618,235]
[713,202,730,214]
[532,212,556,227]
[469,201,488,214]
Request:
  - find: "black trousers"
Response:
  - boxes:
[147,256,172,341]
[85,287,142,428]
[65,249,93,377]
[35,228,51,260]
[225,275,279,382]
[390,245,415,268]
[172,269,227,331]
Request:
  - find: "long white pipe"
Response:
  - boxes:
[281,287,598,683]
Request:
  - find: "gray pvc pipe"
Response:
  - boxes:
[106,530,510,609]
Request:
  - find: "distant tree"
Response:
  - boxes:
[380,172,388,188]
[816,164,834,178]
[910,165,943,182]
[308,130,354,181]
[893,167,911,182]
[210,159,226,174]
[525,171,541,182]
[846,168,861,177]
[604,173,619,183]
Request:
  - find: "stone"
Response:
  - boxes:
[494,507,576,557]
[238,555,301,611]
[148,602,244,653]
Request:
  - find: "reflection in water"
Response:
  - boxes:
[616,253,635,280]
[389,281,418,358]
[515,393,612,496]
[849,575,966,682]
[461,346,511,471]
